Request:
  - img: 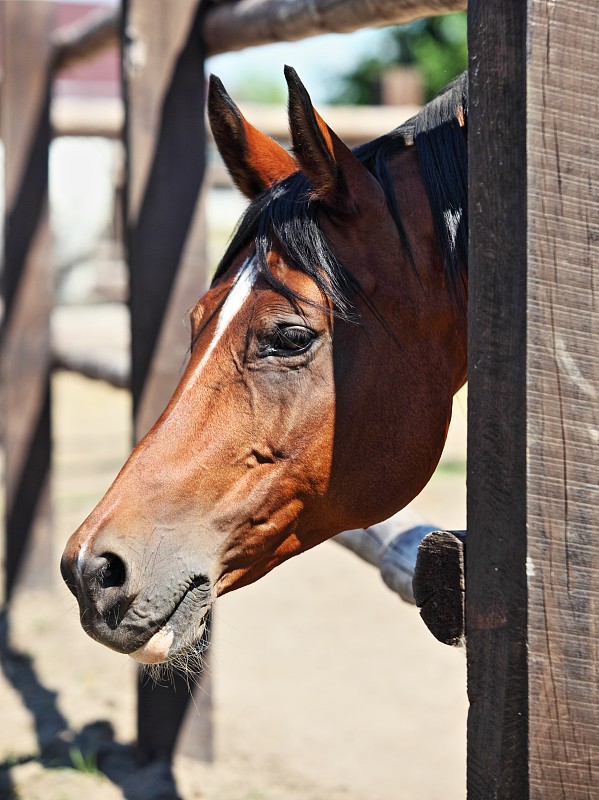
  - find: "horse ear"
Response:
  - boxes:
[284,65,380,214]
[208,74,297,199]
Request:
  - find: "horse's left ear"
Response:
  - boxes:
[285,65,383,215]
[208,74,297,199]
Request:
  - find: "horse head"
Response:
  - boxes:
[61,69,468,665]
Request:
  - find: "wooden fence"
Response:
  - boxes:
[2,0,598,796]
[468,2,599,796]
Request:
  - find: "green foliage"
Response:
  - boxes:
[332,13,467,104]
[68,746,99,776]
[332,58,387,105]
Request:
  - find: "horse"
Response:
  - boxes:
[61,67,468,666]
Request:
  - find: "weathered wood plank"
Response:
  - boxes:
[412,530,465,646]
[527,1,599,795]
[468,0,599,796]
[123,0,212,763]
[1,1,55,601]
[44,0,468,69]
[466,1,528,797]
[203,0,467,56]
[334,509,443,604]
[52,353,130,390]
[124,0,210,436]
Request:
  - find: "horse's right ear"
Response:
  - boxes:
[285,66,384,216]
[208,75,297,200]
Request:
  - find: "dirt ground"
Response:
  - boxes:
[1,319,468,800]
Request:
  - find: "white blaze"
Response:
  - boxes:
[194,256,257,375]
[74,259,257,574]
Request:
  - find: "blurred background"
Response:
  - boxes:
[1,2,468,798]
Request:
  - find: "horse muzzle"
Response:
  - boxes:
[60,533,213,664]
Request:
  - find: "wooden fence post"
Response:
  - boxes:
[122,0,213,764]
[468,0,599,796]
[0,1,55,603]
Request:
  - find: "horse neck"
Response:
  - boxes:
[388,144,468,396]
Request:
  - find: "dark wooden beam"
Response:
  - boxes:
[412,531,465,646]
[467,2,528,795]
[122,0,213,764]
[124,0,210,434]
[53,7,119,73]
[467,0,599,796]
[203,0,467,56]
[1,1,55,602]
[52,354,130,390]
[47,0,468,72]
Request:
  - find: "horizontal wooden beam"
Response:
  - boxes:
[52,7,119,72]
[334,510,453,605]
[52,354,130,390]
[51,97,124,139]
[209,100,421,143]
[203,0,467,56]
[50,97,418,142]
[47,0,467,72]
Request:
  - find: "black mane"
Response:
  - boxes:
[212,71,468,315]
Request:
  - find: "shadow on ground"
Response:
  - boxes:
[0,610,182,800]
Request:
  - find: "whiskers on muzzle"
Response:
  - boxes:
[141,611,212,690]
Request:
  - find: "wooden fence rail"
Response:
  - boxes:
[52,352,130,390]
[53,6,120,71]
[35,0,469,64]
[40,0,469,70]
[203,0,467,54]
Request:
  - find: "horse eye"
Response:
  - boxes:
[260,325,315,357]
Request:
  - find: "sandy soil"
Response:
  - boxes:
[1,362,468,800]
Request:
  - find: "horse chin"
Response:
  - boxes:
[129,608,210,665]
[130,626,175,664]
[127,585,212,666]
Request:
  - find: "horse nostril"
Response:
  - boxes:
[97,553,127,589]
[89,553,132,629]
[62,547,133,635]
[60,555,79,598]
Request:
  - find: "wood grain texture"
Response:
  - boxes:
[412,531,465,646]
[469,0,599,796]
[203,0,467,56]
[527,1,599,795]
[466,2,528,797]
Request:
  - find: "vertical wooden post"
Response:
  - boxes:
[468,0,599,796]
[467,4,527,795]
[526,1,599,794]
[0,1,55,603]
[122,0,213,764]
